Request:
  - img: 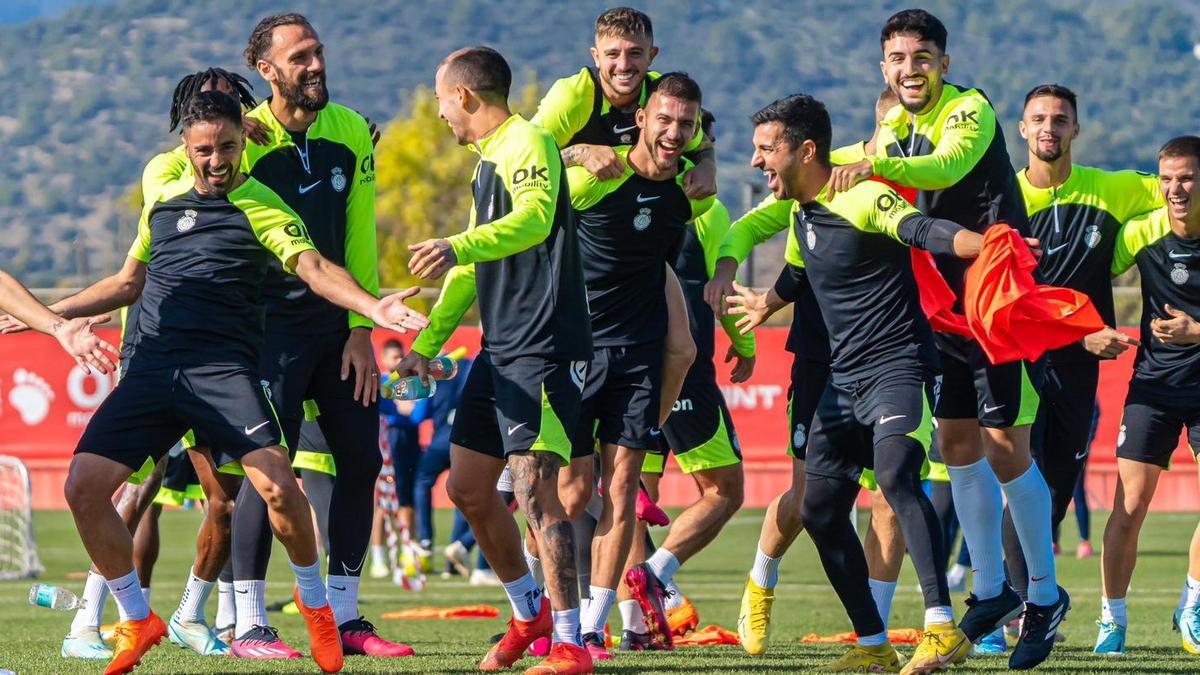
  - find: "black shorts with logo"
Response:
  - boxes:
[76,364,282,471]
[570,343,664,458]
[650,372,741,474]
[805,366,936,483]
[933,332,1043,428]
[1115,384,1200,469]
[1032,359,1099,472]
[788,357,832,460]
[450,349,586,464]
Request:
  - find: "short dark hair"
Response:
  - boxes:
[881,9,948,53]
[181,90,243,130]
[439,46,511,102]
[245,12,313,68]
[1024,83,1078,120]
[595,7,653,41]
[750,94,832,167]
[382,339,405,353]
[170,68,256,132]
[700,109,716,138]
[1159,136,1200,165]
[646,72,701,107]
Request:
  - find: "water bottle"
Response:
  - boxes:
[427,355,458,381]
[29,584,85,611]
[390,375,437,400]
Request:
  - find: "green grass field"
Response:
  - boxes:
[3,507,1199,673]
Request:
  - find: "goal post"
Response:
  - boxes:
[0,456,42,580]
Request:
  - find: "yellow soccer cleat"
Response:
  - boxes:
[817,643,902,672]
[901,621,970,674]
[737,577,775,656]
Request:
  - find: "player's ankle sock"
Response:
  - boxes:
[552,608,583,646]
[370,545,386,568]
[233,580,266,637]
[522,539,544,589]
[141,586,152,606]
[750,547,782,589]
[924,605,954,628]
[176,569,214,623]
[1179,580,1191,611]
[663,578,685,610]
[1102,596,1127,627]
[1000,464,1057,605]
[947,458,1006,599]
[326,574,360,626]
[107,569,150,622]
[868,579,897,629]
[289,560,328,609]
[857,631,888,647]
[581,586,616,635]
[70,570,109,635]
[646,548,681,585]
[619,599,646,633]
[216,581,235,629]
[1184,575,1200,609]
[501,572,543,622]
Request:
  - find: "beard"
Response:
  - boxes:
[1033,145,1064,163]
[278,72,329,112]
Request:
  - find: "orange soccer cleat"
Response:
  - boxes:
[104,612,167,675]
[293,589,344,673]
[523,642,594,675]
[481,597,552,671]
[667,596,700,636]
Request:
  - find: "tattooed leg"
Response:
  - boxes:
[510,451,579,610]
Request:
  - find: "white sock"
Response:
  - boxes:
[234,579,267,638]
[327,574,360,626]
[523,539,545,589]
[370,545,386,567]
[619,599,646,633]
[1184,575,1200,609]
[663,578,685,610]
[70,571,109,635]
[869,579,897,629]
[924,605,955,627]
[552,608,583,646]
[1001,464,1058,605]
[290,560,328,609]
[750,548,782,589]
[141,587,152,607]
[1179,580,1190,611]
[216,581,235,629]
[176,569,214,623]
[1102,596,1127,627]
[581,586,616,635]
[947,458,1006,600]
[502,572,543,622]
[107,569,149,622]
[858,630,888,646]
[646,548,681,585]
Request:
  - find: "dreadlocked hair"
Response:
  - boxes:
[169,68,256,132]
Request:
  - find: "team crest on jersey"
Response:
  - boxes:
[1084,225,1101,249]
[633,207,652,231]
[793,422,807,449]
[331,167,347,192]
[569,361,588,392]
[175,209,198,232]
[1171,263,1190,285]
[805,221,816,250]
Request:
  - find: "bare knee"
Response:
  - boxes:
[702,471,744,519]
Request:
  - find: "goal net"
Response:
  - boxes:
[0,456,42,580]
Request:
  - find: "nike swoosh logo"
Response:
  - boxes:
[1169,250,1192,260]
[235,589,249,594]
[244,421,270,435]
[636,194,660,203]
[878,414,906,424]
[649,428,662,437]
[1031,575,1048,582]
[612,124,637,134]
[329,585,346,591]
[1074,450,1089,460]
[507,422,527,436]
[298,181,322,194]
[983,404,1005,413]
[1046,243,1069,255]
[115,583,134,592]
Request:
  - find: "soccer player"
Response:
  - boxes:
[828,10,1068,666]
[0,271,116,371]
[1093,136,1200,656]
[401,46,593,674]
[621,109,751,650]
[728,93,975,674]
[55,90,427,675]
[1007,84,1160,612]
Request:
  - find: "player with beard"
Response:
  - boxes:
[828,10,1068,668]
[1005,84,1160,620]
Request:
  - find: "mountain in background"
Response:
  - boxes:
[2,0,1198,286]
[0,0,112,25]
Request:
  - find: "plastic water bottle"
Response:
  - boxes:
[389,375,437,400]
[427,355,458,381]
[29,584,85,611]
